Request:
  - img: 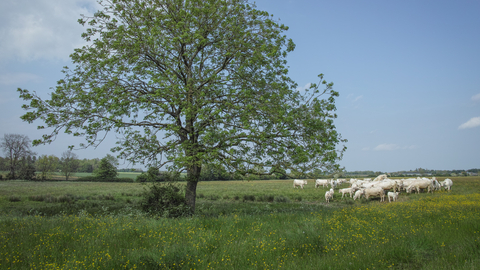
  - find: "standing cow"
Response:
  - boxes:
[293,179,308,189]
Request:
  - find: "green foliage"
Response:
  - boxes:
[18,156,36,181]
[135,167,166,182]
[18,0,346,212]
[75,176,134,182]
[93,157,118,180]
[140,182,191,218]
[8,195,21,202]
[135,173,148,183]
[274,195,291,203]
[36,155,59,180]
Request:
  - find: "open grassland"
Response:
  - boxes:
[0,177,479,269]
[0,171,143,180]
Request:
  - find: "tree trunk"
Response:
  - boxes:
[185,180,198,213]
[185,160,201,213]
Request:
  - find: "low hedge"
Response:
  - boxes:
[74,176,134,182]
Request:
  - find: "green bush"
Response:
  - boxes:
[243,195,256,202]
[140,182,191,218]
[274,195,290,203]
[74,176,134,182]
[136,173,148,182]
[9,196,21,202]
[257,195,274,202]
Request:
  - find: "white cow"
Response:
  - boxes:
[364,187,385,202]
[406,179,433,194]
[373,174,388,181]
[325,190,333,203]
[337,179,347,184]
[441,178,453,191]
[399,178,418,191]
[372,179,403,192]
[353,189,365,200]
[339,187,357,198]
[387,191,399,202]
[330,180,338,189]
[293,179,308,189]
[315,179,330,188]
[325,188,334,203]
[432,178,441,191]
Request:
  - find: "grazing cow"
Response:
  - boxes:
[325,188,334,203]
[293,179,308,189]
[364,187,385,202]
[315,179,330,188]
[441,178,453,191]
[387,192,399,202]
[353,189,365,200]
[406,179,433,194]
[339,187,357,198]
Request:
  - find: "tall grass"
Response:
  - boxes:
[0,177,479,269]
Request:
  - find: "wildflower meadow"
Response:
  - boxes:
[0,177,479,269]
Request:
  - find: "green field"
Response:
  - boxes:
[0,171,143,181]
[0,177,479,269]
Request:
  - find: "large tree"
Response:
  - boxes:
[18,0,346,212]
[0,134,35,179]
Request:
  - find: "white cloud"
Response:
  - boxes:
[458,116,480,129]
[0,72,42,85]
[472,93,480,102]
[297,83,312,92]
[362,147,370,151]
[0,0,99,61]
[374,143,400,151]
[353,95,363,102]
[346,94,363,103]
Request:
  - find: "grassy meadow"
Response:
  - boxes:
[0,177,479,269]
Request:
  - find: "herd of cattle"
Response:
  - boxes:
[292,174,454,203]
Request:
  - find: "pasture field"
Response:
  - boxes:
[0,171,143,180]
[0,177,479,269]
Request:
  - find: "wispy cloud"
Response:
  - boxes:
[403,145,419,150]
[347,94,363,103]
[374,143,400,151]
[472,93,480,102]
[353,95,363,102]
[370,144,418,151]
[459,116,480,129]
[0,72,42,85]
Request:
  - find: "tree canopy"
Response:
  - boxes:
[18,0,346,212]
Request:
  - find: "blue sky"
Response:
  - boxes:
[0,0,479,172]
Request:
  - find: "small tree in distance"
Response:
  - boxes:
[0,134,35,179]
[61,150,80,181]
[36,155,59,180]
[94,156,118,180]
